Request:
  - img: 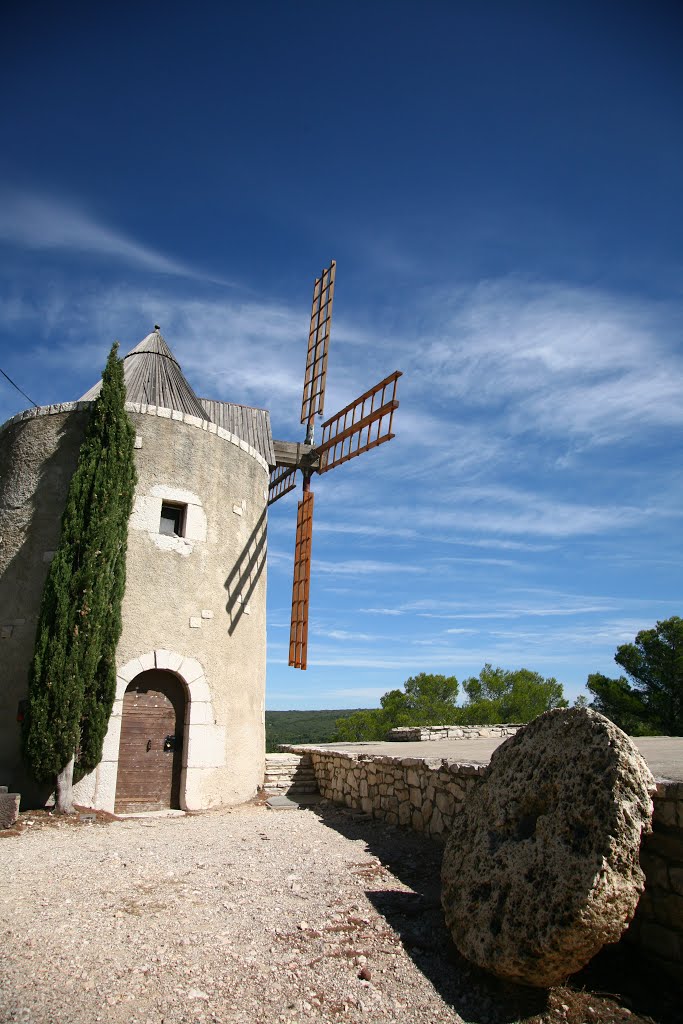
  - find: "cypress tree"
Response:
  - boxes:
[23,343,137,812]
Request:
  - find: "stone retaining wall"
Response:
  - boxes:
[386,724,521,741]
[282,745,682,984]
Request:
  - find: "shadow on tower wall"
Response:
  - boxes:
[223,506,267,635]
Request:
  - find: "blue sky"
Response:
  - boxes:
[1,2,681,709]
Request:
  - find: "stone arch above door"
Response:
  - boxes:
[89,649,226,812]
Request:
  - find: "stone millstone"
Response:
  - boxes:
[440,708,655,987]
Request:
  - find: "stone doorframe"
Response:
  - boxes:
[91,650,225,813]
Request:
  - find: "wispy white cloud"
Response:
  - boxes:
[0,188,229,283]
[412,277,683,445]
[315,558,426,577]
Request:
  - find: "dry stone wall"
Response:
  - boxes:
[387,724,521,741]
[282,745,683,985]
[628,779,683,983]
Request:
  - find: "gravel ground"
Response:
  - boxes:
[0,801,676,1024]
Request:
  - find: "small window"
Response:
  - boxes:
[160,503,186,537]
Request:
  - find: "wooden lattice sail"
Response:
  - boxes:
[269,261,401,668]
[289,490,315,669]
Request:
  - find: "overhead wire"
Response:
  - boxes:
[0,366,39,408]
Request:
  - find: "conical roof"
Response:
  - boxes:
[80,328,209,420]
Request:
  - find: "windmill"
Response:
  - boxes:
[269,261,402,669]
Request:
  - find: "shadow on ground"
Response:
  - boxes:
[313,801,679,1024]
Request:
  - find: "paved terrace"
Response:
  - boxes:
[291,735,683,782]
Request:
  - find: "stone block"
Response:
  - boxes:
[96,761,118,813]
[178,656,205,685]
[647,830,683,863]
[429,807,445,834]
[654,800,678,828]
[118,658,145,684]
[398,801,412,826]
[0,793,20,829]
[669,867,683,895]
[435,790,452,815]
[166,650,185,672]
[138,651,156,672]
[189,701,215,726]
[186,724,226,769]
[652,891,683,930]
[100,716,124,762]
[639,922,680,962]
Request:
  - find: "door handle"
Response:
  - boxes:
[146,739,152,752]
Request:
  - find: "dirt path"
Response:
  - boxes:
[0,802,676,1024]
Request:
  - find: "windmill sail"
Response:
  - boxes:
[268,466,298,505]
[316,370,401,473]
[268,261,402,670]
[300,260,336,430]
[289,490,315,669]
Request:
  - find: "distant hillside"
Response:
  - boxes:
[265,708,368,752]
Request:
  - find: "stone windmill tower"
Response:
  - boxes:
[0,263,399,813]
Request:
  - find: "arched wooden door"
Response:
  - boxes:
[114,669,186,813]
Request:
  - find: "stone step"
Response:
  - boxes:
[264,752,319,796]
[264,770,316,782]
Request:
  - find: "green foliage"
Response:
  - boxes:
[334,673,460,741]
[587,616,683,735]
[23,343,137,783]
[333,666,568,742]
[585,673,652,735]
[463,665,568,722]
[265,709,364,751]
[459,664,568,724]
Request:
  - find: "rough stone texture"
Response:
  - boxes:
[440,708,656,987]
[387,724,521,741]
[0,791,20,828]
[280,745,487,837]
[626,778,683,984]
[282,741,683,984]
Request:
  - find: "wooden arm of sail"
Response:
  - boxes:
[315,370,401,473]
[300,260,336,428]
[289,490,315,669]
[268,466,298,506]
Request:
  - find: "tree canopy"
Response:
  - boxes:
[334,673,459,741]
[587,616,683,735]
[458,664,567,724]
[334,666,567,741]
[23,343,137,811]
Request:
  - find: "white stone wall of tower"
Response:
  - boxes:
[0,404,268,811]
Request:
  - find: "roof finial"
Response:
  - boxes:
[154,324,160,331]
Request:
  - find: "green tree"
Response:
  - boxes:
[587,617,683,735]
[585,673,650,735]
[334,673,459,741]
[459,664,567,724]
[23,343,137,812]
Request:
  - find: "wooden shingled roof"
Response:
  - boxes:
[200,399,274,467]
[79,329,275,466]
